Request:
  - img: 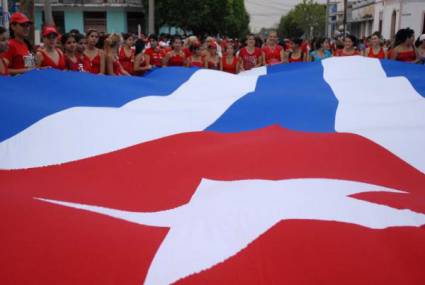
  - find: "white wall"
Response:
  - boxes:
[374,0,424,40]
[400,1,425,36]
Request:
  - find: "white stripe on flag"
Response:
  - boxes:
[323,56,425,173]
[0,70,259,169]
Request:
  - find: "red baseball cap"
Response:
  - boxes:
[10,12,33,24]
[42,26,59,37]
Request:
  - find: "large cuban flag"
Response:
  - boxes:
[1,56,425,285]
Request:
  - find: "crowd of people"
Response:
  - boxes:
[1,12,425,77]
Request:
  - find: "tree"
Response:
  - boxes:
[278,11,304,39]
[278,0,326,40]
[151,0,250,38]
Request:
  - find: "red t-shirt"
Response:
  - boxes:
[118,47,134,74]
[3,39,31,69]
[239,47,262,70]
[183,47,192,58]
[167,52,185,67]
[39,49,66,70]
[82,51,101,74]
[367,47,386,59]
[188,56,205,67]
[145,48,165,67]
[262,45,283,65]
[396,49,416,62]
[64,54,82,71]
[222,56,239,74]
[335,49,360,57]
[113,57,125,75]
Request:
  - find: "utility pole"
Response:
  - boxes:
[325,0,329,37]
[1,0,10,30]
[19,0,35,43]
[343,0,348,36]
[44,0,55,27]
[148,0,154,35]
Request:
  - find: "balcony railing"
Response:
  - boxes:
[35,0,142,6]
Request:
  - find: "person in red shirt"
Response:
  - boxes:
[391,28,417,63]
[221,43,239,74]
[145,35,165,67]
[288,38,306,63]
[0,26,9,76]
[335,35,360,57]
[36,26,66,70]
[119,33,135,74]
[239,34,263,71]
[2,12,35,75]
[61,33,83,71]
[105,33,129,76]
[364,32,386,59]
[163,35,186,67]
[183,35,198,58]
[262,30,285,65]
[206,42,221,70]
[133,39,152,76]
[82,29,105,74]
[186,42,206,68]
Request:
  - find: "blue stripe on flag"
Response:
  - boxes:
[380,60,425,98]
[207,62,338,133]
[0,67,197,142]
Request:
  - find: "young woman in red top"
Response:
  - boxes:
[221,44,239,74]
[262,30,285,65]
[288,38,306,63]
[239,34,263,71]
[0,27,9,76]
[163,35,186,67]
[186,42,206,68]
[364,32,386,59]
[133,39,152,76]
[61,33,82,71]
[119,33,135,74]
[145,34,165,67]
[206,43,220,70]
[391,28,417,63]
[335,35,360,57]
[3,12,35,75]
[105,33,129,76]
[82,30,105,74]
[36,26,66,70]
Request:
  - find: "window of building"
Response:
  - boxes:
[127,12,145,35]
[84,12,107,33]
[41,11,65,34]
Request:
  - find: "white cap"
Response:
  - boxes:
[419,34,425,41]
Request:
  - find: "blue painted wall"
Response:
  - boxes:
[64,10,84,33]
[107,10,127,34]
[34,8,43,31]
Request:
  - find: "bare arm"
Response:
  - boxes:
[99,50,106,74]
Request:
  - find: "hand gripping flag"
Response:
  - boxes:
[0,57,424,285]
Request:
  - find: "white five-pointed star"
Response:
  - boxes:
[36,178,425,285]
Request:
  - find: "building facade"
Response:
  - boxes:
[326,0,346,37]
[373,0,425,40]
[348,0,375,39]
[34,0,145,35]
[326,0,425,40]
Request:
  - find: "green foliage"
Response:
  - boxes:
[278,0,326,39]
[149,0,250,38]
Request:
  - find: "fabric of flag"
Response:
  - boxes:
[0,56,424,285]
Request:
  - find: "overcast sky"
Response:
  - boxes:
[245,0,326,32]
